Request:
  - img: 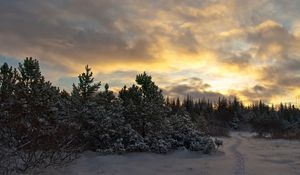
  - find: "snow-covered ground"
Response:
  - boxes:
[29,132,300,175]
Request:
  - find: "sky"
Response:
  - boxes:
[0,0,300,105]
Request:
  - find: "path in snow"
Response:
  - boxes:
[28,132,300,175]
[229,133,245,175]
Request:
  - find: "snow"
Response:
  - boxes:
[27,132,300,175]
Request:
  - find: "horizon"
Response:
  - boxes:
[1,0,300,105]
[2,57,299,108]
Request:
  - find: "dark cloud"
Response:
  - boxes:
[239,84,285,103]
[261,64,300,88]
[253,85,266,92]
[171,30,200,54]
[163,77,225,102]
[281,58,300,72]
[0,0,158,67]
[221,52,252,68]
[172,77,211,90]
[163,84,225,102]
[247,21,291,59]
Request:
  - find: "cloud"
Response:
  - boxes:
[214,19,300,103]
[237,84,285,103]
[260,62,300,88]
[220,52,252,68]
[0,0,237,71]
[163,77,225,101]
[1,0,300,104]
[0,0,160,71]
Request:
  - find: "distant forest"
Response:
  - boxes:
[0,57,299,175]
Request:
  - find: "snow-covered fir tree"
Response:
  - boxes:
[70,66,147,153]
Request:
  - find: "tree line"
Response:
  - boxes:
[0,58,216,174]
[167,95,300,138]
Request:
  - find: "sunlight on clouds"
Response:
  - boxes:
[0,0,299,104]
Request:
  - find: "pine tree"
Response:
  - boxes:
[96,83,115,110]
[0,58,77,174]
[0,62,17,125]
[176,97,181,109]
[15,58,61,122]
[72,65,101,102]
[0,63,18,174]
[119,72,167,138]
[0,63,17,101]
[70,65,101,122]
[69,65,101,148]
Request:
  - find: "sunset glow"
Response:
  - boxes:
[1,0,300,105]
